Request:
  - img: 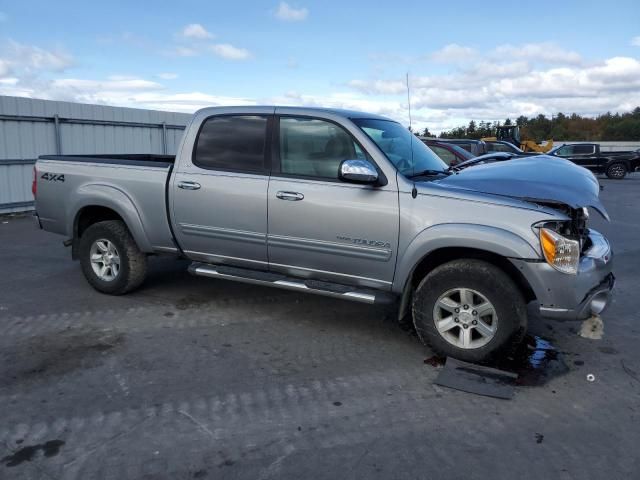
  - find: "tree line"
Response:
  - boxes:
[421,107,640,141]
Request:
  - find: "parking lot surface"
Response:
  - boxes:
[1,175,639,479]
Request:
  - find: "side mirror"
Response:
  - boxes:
[339,159,379,184]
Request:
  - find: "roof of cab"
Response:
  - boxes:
[194,105,395,122]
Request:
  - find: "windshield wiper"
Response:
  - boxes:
[407,169,451,178]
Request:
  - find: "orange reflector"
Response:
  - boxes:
[540,228,557,264]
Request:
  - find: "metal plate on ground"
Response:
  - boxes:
[435,358,518,399]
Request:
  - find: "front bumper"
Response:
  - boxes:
[511,229,614,320]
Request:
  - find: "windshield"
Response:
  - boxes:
[352,118,447,176]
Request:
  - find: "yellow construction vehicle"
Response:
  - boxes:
[482,125,554,153]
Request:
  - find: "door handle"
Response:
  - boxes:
[276,191,304,201]
[178,181,201,190]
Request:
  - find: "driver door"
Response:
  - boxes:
[267,115,399,290]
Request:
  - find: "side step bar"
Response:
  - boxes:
[188,262,393,305]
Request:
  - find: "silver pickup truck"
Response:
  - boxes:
[34,106,614,362]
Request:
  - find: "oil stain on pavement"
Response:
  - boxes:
[1,440,65,467]
[492,335,570,387]
[0,329,124,387]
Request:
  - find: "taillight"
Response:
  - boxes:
[32,166,37,198]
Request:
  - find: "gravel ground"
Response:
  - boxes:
[1,174,639,479]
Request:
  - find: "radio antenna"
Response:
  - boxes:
[406,72,413,131]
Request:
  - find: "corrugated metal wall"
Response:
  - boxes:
[0,95,191,213]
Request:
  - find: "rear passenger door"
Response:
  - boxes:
[267,115,399,290]
[567,144,598,168]
[171,112,272,269]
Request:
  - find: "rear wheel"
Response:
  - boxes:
[79,220,147,295]
[606,162,627,179]
[412,259,527,363]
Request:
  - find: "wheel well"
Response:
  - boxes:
[607,160,627,168]
[75,206,123,239]
[408,247,536,303]
[72,206,124,259]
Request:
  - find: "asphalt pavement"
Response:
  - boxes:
[1,174,639,479]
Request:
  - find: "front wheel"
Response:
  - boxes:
[606,162,627,179]
[412,259,527,363]
[79,220,148,295]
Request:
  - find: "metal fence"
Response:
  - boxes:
[0,95,190,213]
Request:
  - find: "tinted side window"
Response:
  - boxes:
[555,146,572,156]
[279,117,361,179]
[574,145,595,155]
[194,115,268,172]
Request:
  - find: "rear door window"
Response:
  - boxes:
[194,115,269,173]
[573,145,596,155]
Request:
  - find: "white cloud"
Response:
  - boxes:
[209,43,251,60]
[181,23,214,39]
[2,37,638,136]
[0,59,10,77]
[463,61,531,79]
[275,2,308,21]
[348,53,640,133]
[631,36,640,47]
[2,40,74,72]
[131,92,256,112]
[347,79,405,95]
[492,42,582,65]
[431,44,476,63]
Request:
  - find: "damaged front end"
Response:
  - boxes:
[435,156,615,320]
[531,204,592,275]
[515,202,614,320]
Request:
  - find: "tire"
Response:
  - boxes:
[79,220,147,295]
[606,162,627,179]
[412,259,526,363]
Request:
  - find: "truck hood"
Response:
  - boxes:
[434,156,609,220]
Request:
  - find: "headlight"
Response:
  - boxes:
[539,227,580,275]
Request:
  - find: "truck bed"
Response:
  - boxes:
[35,154,177,254]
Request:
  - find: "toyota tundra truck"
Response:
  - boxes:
[33,106,615,362]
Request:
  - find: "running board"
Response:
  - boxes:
[188,262,392,304]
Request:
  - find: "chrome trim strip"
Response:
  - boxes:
[268,261,392,286]
[268,235,392,262]
[190,264,376,304]
[179,223,266,245]
[183,250,269,267]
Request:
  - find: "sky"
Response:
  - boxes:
[0,0,639,134]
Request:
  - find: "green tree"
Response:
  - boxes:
[436,107,640,141]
